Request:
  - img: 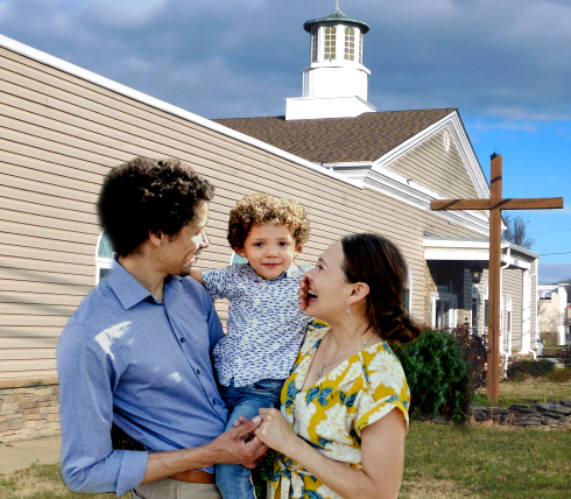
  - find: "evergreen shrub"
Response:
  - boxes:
[507,359,555,379]
[393,329,470,422]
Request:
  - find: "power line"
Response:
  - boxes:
[540,251,571,256]
[531,227,571,235]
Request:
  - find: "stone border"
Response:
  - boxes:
[468,400,571,428]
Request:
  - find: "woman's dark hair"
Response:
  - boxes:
[98,157,214,256]
[341,233,422,344]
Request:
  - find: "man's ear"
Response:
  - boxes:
[348,282,370,305]
[148,229,164,248]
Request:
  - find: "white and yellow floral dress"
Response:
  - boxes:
[268,320,410,499]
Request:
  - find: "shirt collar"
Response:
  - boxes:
[247,262,299,282]
[106,258,157,310]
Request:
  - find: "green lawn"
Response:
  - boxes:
[401,423,571,499]
[2,422,570,499]
[474,379,571,408]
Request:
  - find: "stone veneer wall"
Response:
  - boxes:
[0,378,60,443]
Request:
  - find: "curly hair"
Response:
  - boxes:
[227,193,310,251]
[97,157,214,256]
[341,233,422,344]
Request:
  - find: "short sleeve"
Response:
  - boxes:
[355,348,410,435]
[202,267,233,300]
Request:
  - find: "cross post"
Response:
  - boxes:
[430,154,564,402]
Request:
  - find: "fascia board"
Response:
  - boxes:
[0,34,362,190]
[423,239,489,249]
[424,248,490,261]
[371,111,490,199]
[365,168,489,236]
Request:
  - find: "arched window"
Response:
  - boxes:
[96,232,115,283]
[324,26,336,60]
[344,27,355,61]
[230,252,249,266]
[311,27,319,62]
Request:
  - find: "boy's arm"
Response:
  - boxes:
[189,268,204,286]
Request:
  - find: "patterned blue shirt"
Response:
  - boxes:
[203,263,313,387]
[57,261,227,496]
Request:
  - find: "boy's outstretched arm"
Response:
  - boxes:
[189,268,204,286]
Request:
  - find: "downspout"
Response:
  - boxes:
[500,246,511,377]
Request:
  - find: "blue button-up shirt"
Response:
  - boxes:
[57,261,227,496]
[203,263,313,387]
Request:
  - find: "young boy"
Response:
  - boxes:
[190,193,313,499]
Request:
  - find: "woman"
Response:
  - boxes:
[255,233,422,499]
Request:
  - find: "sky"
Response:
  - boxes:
[0,0,569,283]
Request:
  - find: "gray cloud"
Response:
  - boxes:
[1,0,570,120]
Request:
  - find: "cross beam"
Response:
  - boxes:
[430,154,564,402]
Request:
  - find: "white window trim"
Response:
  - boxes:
[405,263,413,314]
[95,231,114,284]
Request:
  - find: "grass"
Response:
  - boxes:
[0,464,130,499]
[473,379,571,408]
[2,423,571,499]
[401,423,571,499]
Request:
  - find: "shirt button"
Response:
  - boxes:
[180,338,185,343]
[254,300,260,305]
[197,369,201,375]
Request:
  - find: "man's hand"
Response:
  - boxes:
[209,416,268,469]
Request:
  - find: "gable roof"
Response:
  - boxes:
[214,109,456,164]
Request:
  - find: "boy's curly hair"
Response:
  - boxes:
[98,157,214,256]
[227,194,310,251]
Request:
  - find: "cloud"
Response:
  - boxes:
[0,0,570,119]
[539,263,571,284]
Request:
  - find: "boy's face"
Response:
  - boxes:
[236,223,299,280]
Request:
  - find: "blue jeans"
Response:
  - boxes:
[216,379,284,499]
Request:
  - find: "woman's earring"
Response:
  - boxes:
[346,300,351,315]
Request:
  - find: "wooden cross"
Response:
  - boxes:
[431,154,564,402]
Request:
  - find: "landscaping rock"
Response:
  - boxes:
[432,415,449,425]
[490,408,510,415]
[554,406,571,415]
[536,402,558,412]
[510,405,536,414]
[559,400,571,408]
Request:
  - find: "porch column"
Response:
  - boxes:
[557,283,568,345]
[521,269,531,352]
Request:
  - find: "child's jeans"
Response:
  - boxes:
[216,378,284,499]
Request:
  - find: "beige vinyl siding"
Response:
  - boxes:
[386,128,482,204]
[0,45,486,381]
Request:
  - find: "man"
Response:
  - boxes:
[57,157,266,498]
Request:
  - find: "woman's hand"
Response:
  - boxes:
[255,408,299,456]
[298,275,310,311]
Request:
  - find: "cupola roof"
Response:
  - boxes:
[303,7,370,34]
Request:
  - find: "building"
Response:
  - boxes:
[0,6,540,442]
[538,283,570,345]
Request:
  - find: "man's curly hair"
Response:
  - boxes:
[227,193,310,251]
[98,157,214,256]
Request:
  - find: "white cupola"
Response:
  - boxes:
[286,4,376,120]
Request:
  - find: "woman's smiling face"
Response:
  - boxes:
[303,241,352,321]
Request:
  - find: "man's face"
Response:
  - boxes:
[159,201,209,276]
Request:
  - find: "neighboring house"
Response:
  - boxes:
[538,283,570,345]
[0,6,540,442]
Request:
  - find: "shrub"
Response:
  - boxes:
[393,330,470,422]
[452,325,487,390]
[562,349,571,368]
[507,359,555,379]
[545,367,571,382]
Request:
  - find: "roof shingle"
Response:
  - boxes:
[214,109,456,164]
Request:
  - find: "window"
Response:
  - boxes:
[324,26,336,60]
[472,284,480,334]
[311,28,319,62]
[230,252,249,266]
[344,27,355,61]
[96,231,115,283]
[506,295,512,352]
[359,32,364,63]
[403,263,412,313]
